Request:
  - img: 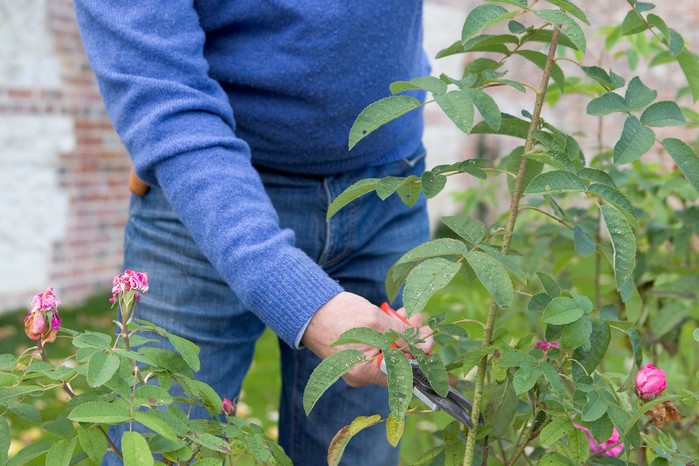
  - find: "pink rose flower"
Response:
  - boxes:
[222,398,236,416]
[635,363,666,400]
[110,270,149,324]
[535,340,560,352]
[574,424,624,457]
[24,288,61,342]
[110,269,149,302]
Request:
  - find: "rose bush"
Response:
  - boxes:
[304,1,699,465]
[0,277,290,465]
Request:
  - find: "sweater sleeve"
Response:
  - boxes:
[73,0,343,347]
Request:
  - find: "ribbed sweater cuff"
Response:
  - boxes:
[247,248,344,348]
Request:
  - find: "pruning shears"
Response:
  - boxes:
[377,302,483,429]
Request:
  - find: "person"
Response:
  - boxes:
[74,1,433,464]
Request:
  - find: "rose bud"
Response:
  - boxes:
[574,424,624,457]
[24,288,62,343]
[222,398,236,416]
[635,364,667,400]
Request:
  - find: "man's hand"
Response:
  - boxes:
[301,292,434,387]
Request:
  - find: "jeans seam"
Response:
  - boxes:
[318,178,334,265]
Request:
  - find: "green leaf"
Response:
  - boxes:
[385,413,405,448]
[613,116,655,164]
[132,385,173,406]
[460,346,496,374]
[441,215,485,244]
[479,245,526,283]
[72,332,112,350]
[390,77,448,96]
[412,350,449,397]
[376,176,405,200]
[420,171,447,199]
[43,414,74,439]
[326,178,379,221]
[396,175,422,207]
[535,9,587,53]
[676,48,699,103]
[540,361,565,395]
[404,258,462,316]
[586,92,629,116]
[587,183,637,224]
[384,348,413,419]
[543,297,584,325]
[122,432,154,466]
[567,428,590,463]
[539,452,576,466]
[0,354,17,371]
[7,403,40,424]
[0,416,9,465]
[606,403,641,450]
[621,9,648,35]
[524,170,586,196]
[396,238,469,266]
[67,400,130,424]
[600,204,637,290]
[332,327,391,351]
[461,5,512,43]
[303,350,366,415]
[513,362,543,395]
[528,293,551,312]
[627,328,643,368]
[582,391,608,422]
[622,393,681,439]
[546,0,589,25]
[581,66,621,90]
[349,96,423,150]
[468,89,502,130]
[539,415,573,444]
[662,138,699,192]
[624,77,657,110]
[537,272,561,298]
[45,437,77,466]
[472,113,529,138]
[133,411,186,441]
[327,415,382,466]
[514,50,565,91]
[77,426,108,464]
[577,168,616,187]
[640,101,686,127]
[574,225,597,257]
[572,321,611,381]
[561,315,593,349]
[6,440,52,466]
[86,351,120,388]
[465,251,514,308]
[435,90,474,133]
[165,334,200,372]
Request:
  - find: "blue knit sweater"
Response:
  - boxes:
[74,0,429,347]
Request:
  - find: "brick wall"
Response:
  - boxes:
[0,0,129,312]
[0,1,696,312]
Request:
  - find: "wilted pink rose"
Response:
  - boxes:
[110,269,149,302]
[24,288,62,342]
[222,398,236,416]
[574,424,624,457]
[635,364,666,400]
[30,287,61,312]
[535,340,560,352]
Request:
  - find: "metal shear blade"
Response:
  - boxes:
[379,358,482,428]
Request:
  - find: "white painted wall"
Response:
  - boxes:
[0,0,61,88]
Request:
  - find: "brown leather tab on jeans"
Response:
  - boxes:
[128,166,149,196]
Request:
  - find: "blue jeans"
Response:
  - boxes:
[103,149,429,465]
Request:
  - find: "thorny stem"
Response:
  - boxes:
[36,340,124,461]
[462,27,561,466]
